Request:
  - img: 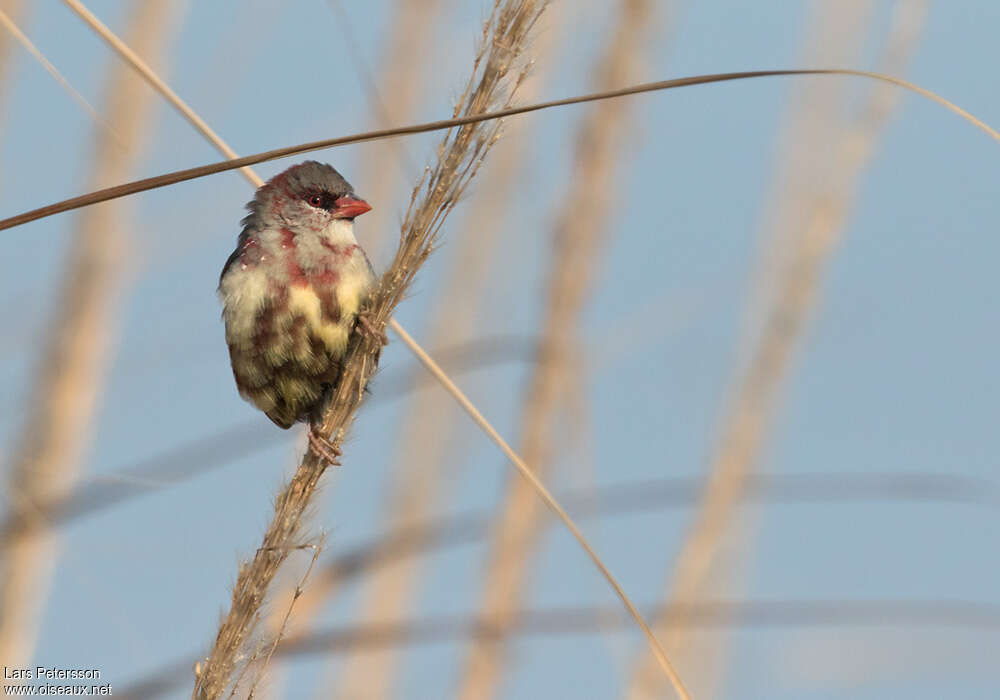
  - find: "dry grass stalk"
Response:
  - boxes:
[323,11,566,699]
[5,69,999,234]
[0,0,177,671]
[455,1,654,698]
[625,2,928,697]
[189,2,550,697]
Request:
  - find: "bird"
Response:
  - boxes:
[218,161,378,464]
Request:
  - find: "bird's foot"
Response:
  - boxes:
[356,309,388,347]
[308,426,342,467]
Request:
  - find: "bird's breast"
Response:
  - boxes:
[286,283,350,356]
[221,237,374,356]
[285,260,374,355]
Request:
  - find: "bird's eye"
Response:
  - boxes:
[307,194,324,208]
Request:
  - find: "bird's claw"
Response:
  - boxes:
[308,427,342,466]
[356,310,388,347]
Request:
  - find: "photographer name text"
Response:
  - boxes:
[4,670,100,682]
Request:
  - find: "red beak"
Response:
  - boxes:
[332,195,372,219]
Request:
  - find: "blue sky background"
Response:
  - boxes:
[1,1,998,698]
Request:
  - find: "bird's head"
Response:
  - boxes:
[244,161,371,236]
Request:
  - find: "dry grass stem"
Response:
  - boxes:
[0,0,178,670]
[189,2,558,696]
[3,68,1000,233]
[626,2,928,697]
[456,1,655,697]
[325,10,566,698]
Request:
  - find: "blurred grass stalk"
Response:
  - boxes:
[0,0,178,670]
[455,1,655,698]
[0,6,116,140]
[116,596,1000,700]
[319,8,567,700]
[0,0,23,120]
[625,1,928,697]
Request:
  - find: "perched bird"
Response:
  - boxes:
[219,161,377,463]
